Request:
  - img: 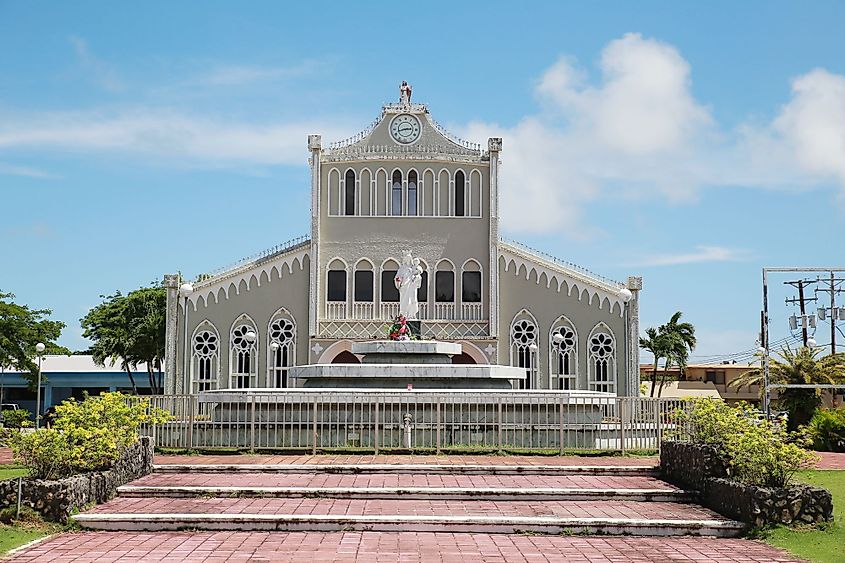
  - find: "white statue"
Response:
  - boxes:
[395,249,423,320]
[400,80,412,104]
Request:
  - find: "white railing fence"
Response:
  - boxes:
[141,393,692,454]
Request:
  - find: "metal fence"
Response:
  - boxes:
[140,392,692,454]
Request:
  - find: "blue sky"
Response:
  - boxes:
[2,1,845,360]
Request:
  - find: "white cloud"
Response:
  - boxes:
[0,162,58,179]
[69,36,125,93]
[0,109,353,167]
[466,33,845,236]
[635,245,750,267]
[772,69,845,185]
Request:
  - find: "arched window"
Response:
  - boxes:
[588,326,616,393]
[460,259,482,321]
[380,259,400,303]
[407,170,418,216]
[454,170,465,217]
[230,316,258,389]
[326,258,347,320]
[268,310,296,388]
[510,312,538,390]
[391,170,403,216]
[344,169,356,216]
[550,318,577,390]
[353,259,374,319]
[191,321,219,393]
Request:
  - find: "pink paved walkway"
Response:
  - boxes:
[131,471,675,490]
[87,497,723,520]
[7,531,802,562]
[814,451,845,469]
[154,453,659,466]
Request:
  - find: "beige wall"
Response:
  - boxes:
[176,255,311,390]
[498,256,627,391]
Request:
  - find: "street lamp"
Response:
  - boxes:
[807,337,818,349]
[618,288,633,303]
[552,332,565,344]
[34,342,45,428]
[179,283,194,394]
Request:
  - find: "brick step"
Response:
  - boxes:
[132,472,674,489]
[72,512,743,537]
[153,463,659,476]
[117,484,694,502]
[73,497,741,537]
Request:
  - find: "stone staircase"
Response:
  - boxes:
[72,462,745,537]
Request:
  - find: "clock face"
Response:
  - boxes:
[390,114,422,144]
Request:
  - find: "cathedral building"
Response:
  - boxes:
[163,86,643,396]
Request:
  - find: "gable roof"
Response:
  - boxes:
[498,239,630,316]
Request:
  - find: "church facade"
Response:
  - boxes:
[163,87,643,396]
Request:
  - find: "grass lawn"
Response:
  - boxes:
[0,525,51,555]
[0,466,28,481]
[763,470,845,563]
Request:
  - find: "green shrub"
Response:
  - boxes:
[808,408,845,452]
[9,392,171,479]
[1,409,33,428]
[672,398,816,488]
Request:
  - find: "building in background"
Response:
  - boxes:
[0,355,154,417]
[640,363,762,404]
[164,86,644,396]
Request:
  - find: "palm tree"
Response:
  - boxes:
[731,346,845,429]
[639,327,666,397]
[640,311,697,397]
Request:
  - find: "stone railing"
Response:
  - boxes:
[660,441,832,527]
[0,436,153,523]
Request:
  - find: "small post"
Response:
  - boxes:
[559,396,565,456]
[15,477,22,520]
[655,399,661,455]
[620,399,627,455]
[374,400,380,455]
[250,395,256,453]
[403,413,412,450]
[497,398,503,453]
[436,400,441,454]
[312,399,318,455]
[188,396,195,450]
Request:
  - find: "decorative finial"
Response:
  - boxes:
[400,81,412,104]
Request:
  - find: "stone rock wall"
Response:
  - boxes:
[704,477,832,527]
[660,441,726,490]
[0,436,152,523]
[660,440,833,527]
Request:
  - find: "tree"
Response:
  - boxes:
[640,311,697,398]
[0,291,69,390]
[80,286,167,395]
[731,346,845,430]
[640,327,668,398]
[124,287,166,394]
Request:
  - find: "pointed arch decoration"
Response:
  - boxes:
[230,314,258,389]
[588,323,616,393]
[549,316,578,390]
[191,320,220,393]
[510,309,538,390]
[267,308,296,388]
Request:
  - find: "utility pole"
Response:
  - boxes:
[785,279,817,347]
[815,273,844,354]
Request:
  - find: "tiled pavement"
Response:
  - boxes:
[7,531,803,562]
[87,497,720,520]
[130,471,676,490]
